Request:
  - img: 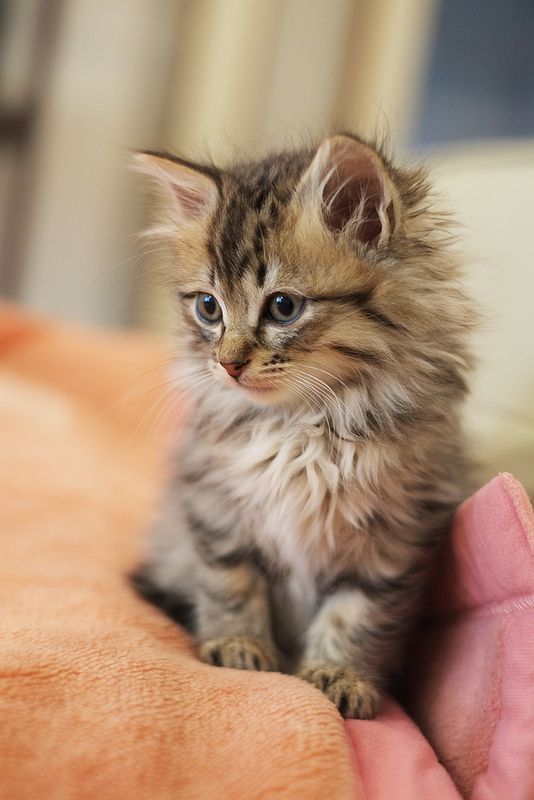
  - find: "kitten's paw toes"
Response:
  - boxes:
[298,665,381,719]
[198,637,280,672]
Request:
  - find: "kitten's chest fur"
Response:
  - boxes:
[184,408,407,580]
[193,416,335,541]
[180,407,415,651]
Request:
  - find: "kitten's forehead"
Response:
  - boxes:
[208,153,309,293]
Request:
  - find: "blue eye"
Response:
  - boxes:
[267,293,305,323]
[196,293,222,324]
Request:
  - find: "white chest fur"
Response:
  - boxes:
[213,415,388,573]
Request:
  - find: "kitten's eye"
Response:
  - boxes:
[267,293,305,324]
[195,293,222,324]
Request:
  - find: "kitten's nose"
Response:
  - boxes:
[219,359,249,378]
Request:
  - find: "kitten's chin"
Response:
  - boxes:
[213,371,297,409]
[236,379,284,406]
[218,376,291,408]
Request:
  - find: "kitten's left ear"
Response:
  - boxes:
[133,151,220,227]
[299,135,399,247]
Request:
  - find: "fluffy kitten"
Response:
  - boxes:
[132,134,474,719]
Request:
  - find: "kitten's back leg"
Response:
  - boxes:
[129,564,195,632]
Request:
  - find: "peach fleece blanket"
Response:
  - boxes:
[1,302,533,800]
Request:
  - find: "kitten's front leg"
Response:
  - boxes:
[195,556,280,673]
[298,584,409,719]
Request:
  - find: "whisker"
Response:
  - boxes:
[304,363,352,394]
[286,373,340,461]
[285,378,319,420]
[289,367,350,434]
[128,368,211,448]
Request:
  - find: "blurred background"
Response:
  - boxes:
[0,0,533,492]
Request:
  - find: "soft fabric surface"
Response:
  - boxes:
[404,472,534,800]
[1,303,533,799]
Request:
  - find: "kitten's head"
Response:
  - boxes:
[135,135,471,426]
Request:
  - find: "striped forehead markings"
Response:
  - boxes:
[212,211,271,285]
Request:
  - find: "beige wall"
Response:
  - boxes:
[430,141,534,495]
[7,0,182,325]
[162,0,438,161]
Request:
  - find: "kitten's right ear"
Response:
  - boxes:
[297,135,399,248]
[132,151,220,227]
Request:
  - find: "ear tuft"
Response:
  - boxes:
[132,151,220,227]
[302,135,397,247]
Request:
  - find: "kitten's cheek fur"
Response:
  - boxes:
[298,665,382,719]
[198,636,281,672]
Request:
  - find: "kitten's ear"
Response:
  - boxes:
[133,151,220,227]
[300,135,398,247]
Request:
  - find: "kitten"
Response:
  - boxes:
[131,134,474,719]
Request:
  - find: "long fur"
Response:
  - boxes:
[132,134,475,718]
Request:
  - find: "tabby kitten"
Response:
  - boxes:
[132,134,473,719]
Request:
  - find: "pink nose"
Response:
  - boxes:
[220,360,248,378]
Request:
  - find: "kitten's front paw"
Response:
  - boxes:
[199,637,280,672]
[298,664,381,719]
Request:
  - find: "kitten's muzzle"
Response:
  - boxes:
[219,359,249,379]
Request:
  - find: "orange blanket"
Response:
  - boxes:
[0,304,357,799]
